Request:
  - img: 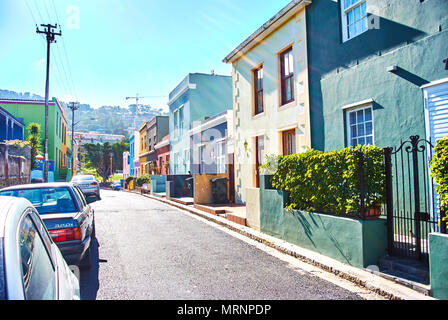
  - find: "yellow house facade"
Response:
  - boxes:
[139,121,149,175]
[223,0,312,204]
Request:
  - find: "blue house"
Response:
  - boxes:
[0,105,24,142]
[168,73,232,174]
[190,110,233,175]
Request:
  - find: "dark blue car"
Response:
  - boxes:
[0,183,97,268]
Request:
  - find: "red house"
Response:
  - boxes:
[154,135,170,175]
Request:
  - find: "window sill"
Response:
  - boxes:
[252,112,266,120]
[279,100,296,111]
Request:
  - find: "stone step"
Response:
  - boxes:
[378,256,429,284]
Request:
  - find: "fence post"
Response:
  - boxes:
[358,150,365,219]
[441,208,447,234]
[384,147,394,255]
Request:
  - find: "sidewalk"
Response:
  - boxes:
[126,189,434,300]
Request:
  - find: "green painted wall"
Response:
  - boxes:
[259,175,387,268]
[429,233,448,300]
[0,98,68,180]
[306,0,448,151]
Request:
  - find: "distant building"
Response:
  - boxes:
[123,151,130,179]
[0,98,69,181]
[154,134,170,175]
[74,132,125,146]
[138,122,149,175]
[146,116,169,174]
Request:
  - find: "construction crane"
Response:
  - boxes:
[125,94,167,130]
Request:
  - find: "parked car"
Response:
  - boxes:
[0,196,80,300]
[0,183,96,269]
[70,174,101,200]
[112,181,121,191]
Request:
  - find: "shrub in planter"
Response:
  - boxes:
[125,176,134,185]
[430,136,448,224]
[261,145,385,217]
[136,174,151,187]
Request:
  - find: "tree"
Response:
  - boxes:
[83,142,113,183]
[26,122,42,169]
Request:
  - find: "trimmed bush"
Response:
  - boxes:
[430,137,448,223]
[136,174,151,187]
[261,145,385,216]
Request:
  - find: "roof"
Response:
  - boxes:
[223,0,310,64]
[0,182,74,191]
[0,98,68,121]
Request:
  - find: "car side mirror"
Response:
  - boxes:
[86,196,98,204]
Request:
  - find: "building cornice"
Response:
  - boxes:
[223,0,311,64]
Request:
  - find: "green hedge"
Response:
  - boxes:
[261,145,385,216]
[431,137,448,223]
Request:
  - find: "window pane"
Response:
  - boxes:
[348,24,355,38]
[358,137,365,145]
[354,5,361,21]
[285,78,292,101]
[366,136,373,145]
[284,54,290,76]
[19,215,55,300]
[365,121,373,135]
[364,107,372,121]
[350,125,357,138]
[356,110,364,123]
[351,139,357,147]
[361,2,367,17]
[288,51,294,75]
[357,123,365,136]
[349,112,356,125]
[347,10,354,25]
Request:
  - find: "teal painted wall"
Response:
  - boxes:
[259,175,387,268]
[429,233,448,300]
[306,0,448,151]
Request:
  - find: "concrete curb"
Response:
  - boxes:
[124,189,434,300]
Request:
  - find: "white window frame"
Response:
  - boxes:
[216,139,227,174]
[341,0,368,42]
[346,104,374,147]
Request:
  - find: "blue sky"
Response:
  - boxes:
[0,0,292,110]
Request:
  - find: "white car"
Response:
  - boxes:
[0,196,80,300]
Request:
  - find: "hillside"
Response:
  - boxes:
[0,89,167,137]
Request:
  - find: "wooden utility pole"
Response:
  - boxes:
[69,102,79,179]
[36,23,61,182]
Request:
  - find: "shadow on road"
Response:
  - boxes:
[79,238,102,300]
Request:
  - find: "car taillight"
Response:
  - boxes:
[49,227,82,242]
[90,181,98,186]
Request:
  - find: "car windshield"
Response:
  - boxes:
[0,187,77,214]
[72,176,95,182]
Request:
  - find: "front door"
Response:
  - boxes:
[255,136,265,188]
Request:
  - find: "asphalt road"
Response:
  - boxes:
[80,190,377,300]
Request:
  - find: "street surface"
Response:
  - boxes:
[80,190,384,300]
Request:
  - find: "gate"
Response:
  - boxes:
[384,135,446,263]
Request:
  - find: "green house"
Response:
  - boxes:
[0,97,70,181]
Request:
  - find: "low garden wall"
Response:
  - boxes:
[429,233,448,299]
[150,175,167,194]
[165,175,194,198]
[0,143,31,188]
[194,173,229,204]
[246,187,260,230]
[259,175,387,268]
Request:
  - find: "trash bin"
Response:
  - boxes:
[210,177,229,204]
